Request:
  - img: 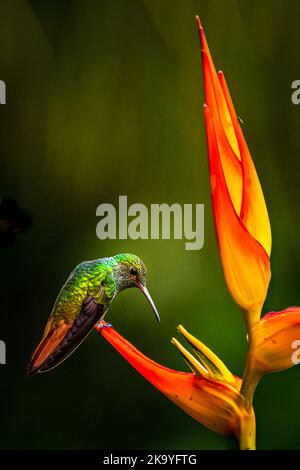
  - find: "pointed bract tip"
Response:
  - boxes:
[195,15,202,29]
[195,15,205,49]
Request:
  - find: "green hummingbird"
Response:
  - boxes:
[27,253,159,376]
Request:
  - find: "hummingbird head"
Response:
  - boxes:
[112,253,160,322]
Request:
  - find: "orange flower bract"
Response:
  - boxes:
[251,307,300,373]
[95,323,252,440]
[197,16,272,320]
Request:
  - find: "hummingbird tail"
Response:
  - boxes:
[26,322,71,376]
[26,296,104,376]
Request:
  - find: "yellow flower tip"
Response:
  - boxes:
[171,337,180,348]
[171,336,209,377]
[170,337,182,351]
[176,324,236,386]
[177,324,186,334]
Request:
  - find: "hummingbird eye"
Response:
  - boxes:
[130,267,137,276]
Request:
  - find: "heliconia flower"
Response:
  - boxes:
[250,307,300,374]
[196,16,272,320]
[95,323,254,444]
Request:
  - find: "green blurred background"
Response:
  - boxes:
[0,0,299,450]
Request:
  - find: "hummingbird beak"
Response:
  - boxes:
[137,284,160,323]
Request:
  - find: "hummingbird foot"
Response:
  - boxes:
[96,321,113,331]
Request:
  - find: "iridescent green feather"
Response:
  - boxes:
[50,253,145,326]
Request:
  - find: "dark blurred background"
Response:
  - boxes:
[0,0,299,450]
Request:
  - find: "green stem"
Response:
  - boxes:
[237,309,262,449]
[240,309,262,411]
[239,409,256,450]
[240,352,262,413]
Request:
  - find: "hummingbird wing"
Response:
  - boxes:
[26,295,105,376]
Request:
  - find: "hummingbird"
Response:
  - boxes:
[26,253,159,376]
